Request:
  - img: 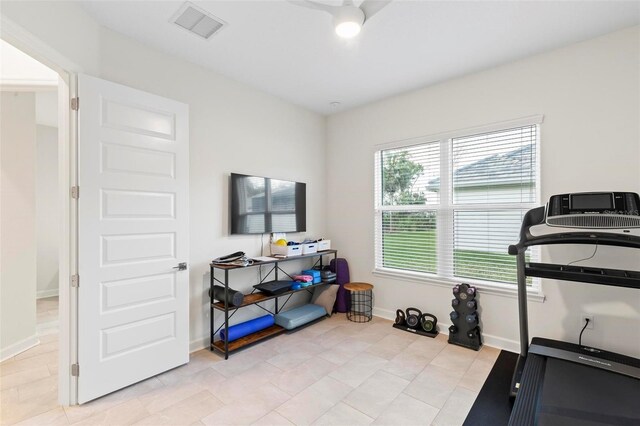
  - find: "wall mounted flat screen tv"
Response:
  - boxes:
[230,173,306,235]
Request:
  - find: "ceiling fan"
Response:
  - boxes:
[291,0,392,38]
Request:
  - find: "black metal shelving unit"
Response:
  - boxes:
[210,249,338,359]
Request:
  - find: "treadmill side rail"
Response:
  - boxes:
[508,353,546,426]
[509,354,527,398]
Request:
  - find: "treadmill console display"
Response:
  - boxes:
[570,193,613,210]
[546,191,640,228]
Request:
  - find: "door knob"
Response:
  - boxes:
[173,262,187,271]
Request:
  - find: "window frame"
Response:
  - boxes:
[373,116,544,299]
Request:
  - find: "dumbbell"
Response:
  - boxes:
[452,299,459,307]
[449,325,458,334]
[450,311,459,321]
[466,313,478,327]
[466,286,476,300]
[453,285,460,295]
[466,300,476,310]
[467,327,479,339]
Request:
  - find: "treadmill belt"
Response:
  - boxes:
[537,358,640,426]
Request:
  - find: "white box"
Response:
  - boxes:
[270,244,302,257]
[318,240,331,251]
[302,243,318,255]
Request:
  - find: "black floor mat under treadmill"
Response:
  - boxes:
[463,350,517,426]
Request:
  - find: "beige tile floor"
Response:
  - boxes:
[36,297,59,329]
[1,310,500,426]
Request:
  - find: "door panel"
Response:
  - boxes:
[78,74,189,403]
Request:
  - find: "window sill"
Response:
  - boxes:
[372,268,546,303]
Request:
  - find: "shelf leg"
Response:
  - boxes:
[224,269,229,360]
[210,265,214,352]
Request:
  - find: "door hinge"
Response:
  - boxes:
[71,274,79,288]
[71,97,79,111]
[71,186,79,199]
[71,364,79,377]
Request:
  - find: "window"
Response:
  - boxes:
[374,121,540,288]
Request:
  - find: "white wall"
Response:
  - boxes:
[35,91,58,127]
[36,124,59,299]
[1,2,327,351]
[0,38,58,86]
[326,27,640,357]
[0,91,38,359]
[1,1,101,76]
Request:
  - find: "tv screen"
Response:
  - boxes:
[230,173,306,235]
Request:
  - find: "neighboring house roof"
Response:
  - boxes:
[427,144,534,191]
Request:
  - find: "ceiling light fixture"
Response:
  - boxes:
[291,0,391,39]
[333,6,364,38]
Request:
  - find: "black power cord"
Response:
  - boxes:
[567,243,598,266]
[579,318,590,347]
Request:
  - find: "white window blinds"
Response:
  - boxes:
[375,142,440,274]
[375,123,539,286]
[451,126,537,204]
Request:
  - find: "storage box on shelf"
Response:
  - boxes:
[210,249,338,359]
[270,244,302,257]
[302,242,317,254]
[318,240,331,251]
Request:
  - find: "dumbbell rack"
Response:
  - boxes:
[448,283,482,350]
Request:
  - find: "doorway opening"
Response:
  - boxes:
[0,34,74,413]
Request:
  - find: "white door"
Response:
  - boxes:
[77,74,189,403]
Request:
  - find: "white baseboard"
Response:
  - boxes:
[0,335,40,362]
[373,307,521,353]
[372,307,396,321]
[190,336,209,353]
[37,288,59,299]
[479,332,521,353]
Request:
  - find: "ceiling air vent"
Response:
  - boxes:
[171,2,226,40]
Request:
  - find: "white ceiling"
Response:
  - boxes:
[81,1,639,115]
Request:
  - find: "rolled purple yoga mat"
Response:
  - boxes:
[219,314,274,342]
[331,258,351,313]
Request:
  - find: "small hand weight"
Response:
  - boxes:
[466,313,478,326]
[449,325,458,334]
[405,308,422,328]
[467,327,479,339]
[452,299,459,307]
[450,311,459,321]
[466,300,476,310]
[466,287,476,300]
[419,313,438,333]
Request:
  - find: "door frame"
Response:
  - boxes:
[1,16,79,406]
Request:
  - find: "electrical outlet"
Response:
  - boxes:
[581,314,594,330]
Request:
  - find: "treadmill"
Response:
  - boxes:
[508,192,640,426]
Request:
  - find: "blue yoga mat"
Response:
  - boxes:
[219,314,275,342]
